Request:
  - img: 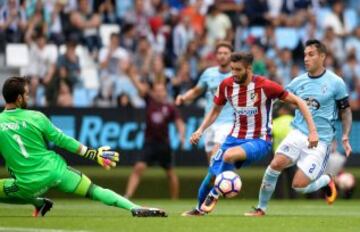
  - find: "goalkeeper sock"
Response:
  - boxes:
[88,184,139,210]
[257,166,281,211]
[196,172,214,210]
[293,175,330,194]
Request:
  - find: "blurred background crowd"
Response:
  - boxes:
[0,0,359,110]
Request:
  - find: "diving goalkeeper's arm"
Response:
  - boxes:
[38,112,119,169]
[77,145,119,170]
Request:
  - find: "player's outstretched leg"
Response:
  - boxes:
[57,167,167,217]
[88,184,167,217]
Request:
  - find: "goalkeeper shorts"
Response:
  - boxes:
[0,166,92,199]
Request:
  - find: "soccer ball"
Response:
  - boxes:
[214,171,242,198]
[336,172,356,190]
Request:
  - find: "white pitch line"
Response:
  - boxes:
[0,227,89,232]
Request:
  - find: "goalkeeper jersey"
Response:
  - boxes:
[0,108,80,185]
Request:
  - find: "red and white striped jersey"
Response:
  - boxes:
[214,75,288,141]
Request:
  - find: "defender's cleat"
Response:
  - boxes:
[33,198,53,217]
[131,207,168,217]
[200,194,218,213]
[181,208,205,216]
[244,207,265,217]
[324,176,337,205]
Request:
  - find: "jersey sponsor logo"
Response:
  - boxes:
[304,97,320,110]
[234,107,258,116]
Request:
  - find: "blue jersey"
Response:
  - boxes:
[196,66,233,125]
[286,70,348,144]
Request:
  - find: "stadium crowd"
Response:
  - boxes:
[0,0,359,109]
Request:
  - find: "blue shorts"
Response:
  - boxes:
[209,136,272,175]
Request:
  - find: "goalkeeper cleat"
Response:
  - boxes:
[200,194,218,213]
[33,198,53,217]
[324,176,337,205]
[181,208,205,216]
[131,207,168,217]
[244,207,265,217]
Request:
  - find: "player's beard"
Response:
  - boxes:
[234,72,248,84]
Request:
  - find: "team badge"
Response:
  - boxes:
[250,91,258,103]
[321,84,328,94]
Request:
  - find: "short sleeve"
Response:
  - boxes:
[264,79,288,100]
[196,70,208,90]
[213,81,227,105]
[285,78,296,93]
[335,77,349,100]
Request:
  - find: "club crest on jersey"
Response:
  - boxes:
[250,91,258,102]
[235,107,258,116]
[321,84,328,94]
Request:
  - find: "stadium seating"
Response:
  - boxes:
[275,27,300,49]
[100,24,121,47]
[6,44,29,67]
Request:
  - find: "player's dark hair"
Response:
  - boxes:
[230,52,254,67]
[305,39,327,55]
[215,41,234,52]
[2,76,27,103]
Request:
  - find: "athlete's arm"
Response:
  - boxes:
[175,86,204,105]
[129,69,150,98]
[40,113,118,169]
[283,92,319,148]
[338,97,352,157]
[190,104,223,145]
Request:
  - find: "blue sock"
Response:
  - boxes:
[257,166,281,211]
[293,175,331,194]
[209,161,235,198]
[218,161,235,173]
[196,172,214,210]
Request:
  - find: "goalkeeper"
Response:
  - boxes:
[0,76,166,217]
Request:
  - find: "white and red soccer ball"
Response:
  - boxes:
[214,171,242,198]
[336,172,356,191]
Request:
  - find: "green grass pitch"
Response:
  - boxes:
[0,199,359,232]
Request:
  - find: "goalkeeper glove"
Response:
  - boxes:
[80,146,119,170]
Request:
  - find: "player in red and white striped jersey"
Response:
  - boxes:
[182,52,318,216]
[213,70,288,141]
